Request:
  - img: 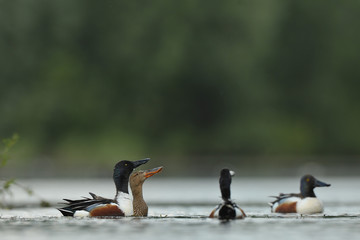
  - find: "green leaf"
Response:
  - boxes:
[40,200,51,208]
[3,179,16,190]
[0,134,19,168]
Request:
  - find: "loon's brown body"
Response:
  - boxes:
[130,166,163,217]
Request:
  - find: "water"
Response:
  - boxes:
[1,177,359,240]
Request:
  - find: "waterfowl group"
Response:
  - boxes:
[58,159,331,219]
[58,158,162,217]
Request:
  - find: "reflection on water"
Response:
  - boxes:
[0,177,360,240]
[1,209,360,240]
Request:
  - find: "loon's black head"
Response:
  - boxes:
[300,174,330,198]
[113,158,150,194]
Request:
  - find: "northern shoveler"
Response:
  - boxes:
[130,166,163,217]
[209,169,246,220]
[58,158,150,217]
[269,174,331,214]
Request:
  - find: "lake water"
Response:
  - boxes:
[1,177,359,240]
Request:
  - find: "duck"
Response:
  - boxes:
[58,158,150,217]
[269,174,331,214]
[130,166,163,217]
[209,169,246,220]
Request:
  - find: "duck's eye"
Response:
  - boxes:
[306,178,310,182]
[125,164,128,166]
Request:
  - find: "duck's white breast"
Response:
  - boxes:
[296,197,324,214]
[117,192,133,216]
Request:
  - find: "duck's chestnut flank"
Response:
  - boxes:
[89,204,124,217]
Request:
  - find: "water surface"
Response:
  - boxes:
[1,177,359,240]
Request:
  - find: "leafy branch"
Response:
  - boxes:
[0,134,19,168]
[0,134,50,208]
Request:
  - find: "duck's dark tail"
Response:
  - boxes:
[57,192,114,216]
[57,207,75,216]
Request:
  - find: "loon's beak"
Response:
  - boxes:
[132,158,150,168]
[315,178,331,187]
[144,166,163,178]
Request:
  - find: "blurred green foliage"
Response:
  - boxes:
[0,1,360,176]
[0,134,19,167]
[0,134,21,207]
[0,134,50,207]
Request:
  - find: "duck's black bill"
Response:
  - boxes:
[132,158,150,168]
[315,179,331,187]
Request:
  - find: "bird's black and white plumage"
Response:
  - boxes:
[209,169,246,220]
[58,158,150,217]
[269,174,331,214]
